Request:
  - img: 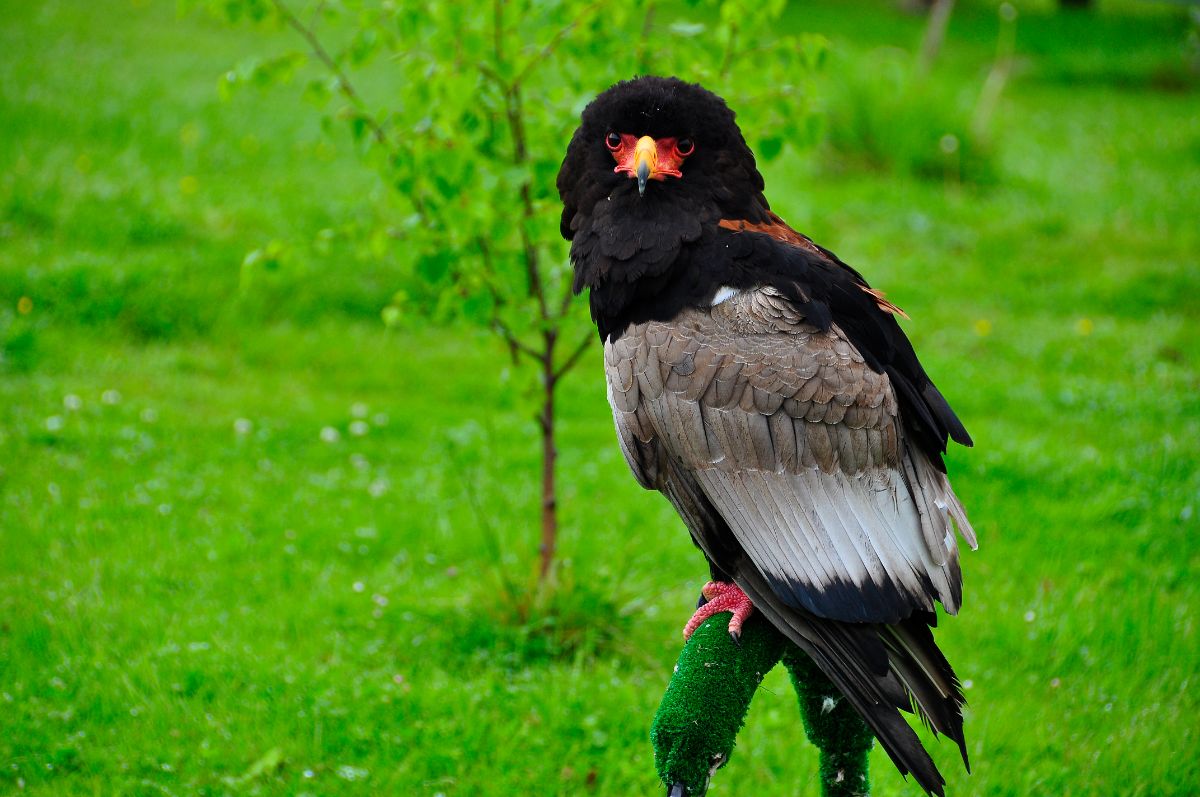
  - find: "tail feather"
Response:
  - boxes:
[655,460,969,792]
[886,616,970,769]
[735,569,967,796]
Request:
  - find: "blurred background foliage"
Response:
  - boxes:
[190,0,827,332]
[2,0,1198,795]
[183,0,831,583]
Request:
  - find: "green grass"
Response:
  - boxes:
[2,0,1198,795]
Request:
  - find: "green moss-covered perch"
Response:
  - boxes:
[651,612,874,796]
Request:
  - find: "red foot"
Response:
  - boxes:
[682,581,755,641]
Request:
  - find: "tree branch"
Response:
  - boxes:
[510,1,605,90]
[272,0,433,219]
[493,315,542,363]
[477,236,541,364]
[506,110,547,321]
[270,0,389,147]
[553,331,594,382]
[482,2,606,324]
[478,62,506,90]
[490,0,549,322]
[557,268,577,317]
[306,0,327,31]
[493,0,506,70]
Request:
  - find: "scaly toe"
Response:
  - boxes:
[682,581,755,640]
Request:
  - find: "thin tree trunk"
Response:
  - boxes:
[538,333,558,581]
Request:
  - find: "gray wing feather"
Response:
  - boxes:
[604,287,975,624]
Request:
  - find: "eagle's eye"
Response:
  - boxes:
[676,138,695,157]
[605,132,621,151]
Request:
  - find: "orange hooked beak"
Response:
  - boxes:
[612,135,686,196]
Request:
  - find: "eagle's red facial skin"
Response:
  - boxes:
[610,134,687,182]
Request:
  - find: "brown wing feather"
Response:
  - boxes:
[604,287,974,623]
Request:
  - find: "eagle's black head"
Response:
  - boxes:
[557,77,772,339]
[557,76,768,242]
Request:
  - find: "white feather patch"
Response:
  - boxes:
[711,286,740,305]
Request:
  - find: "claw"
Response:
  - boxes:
[682,581,755,640]
[668,784,687,797]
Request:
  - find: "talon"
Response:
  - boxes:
[682,581,754,640]
[668,783,687,797]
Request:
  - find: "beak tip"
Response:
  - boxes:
[636,161,651,197]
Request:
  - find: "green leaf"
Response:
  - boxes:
[302,77,332,108]
[348,28,380,67]
[756,136,783,161]
[251,51,307,87]
[415,252,450,284]
[460,289,493,324]
[347,114,368,144]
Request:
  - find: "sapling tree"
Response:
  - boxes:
[189,0,825,586]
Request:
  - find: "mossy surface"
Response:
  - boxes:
[785,649,874,797]
[652,613,874,796]
[651,613,787,794]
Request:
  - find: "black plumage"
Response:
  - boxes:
[560,78,970,468]
[558,76,977,795]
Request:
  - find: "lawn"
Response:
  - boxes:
[1,1,1198,795]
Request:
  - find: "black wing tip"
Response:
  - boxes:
[920,381,973,449]
[950,423,974,448]
[882,715,949,797]
[738,578,968,797]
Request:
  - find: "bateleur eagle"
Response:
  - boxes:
[557,76,977,796]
